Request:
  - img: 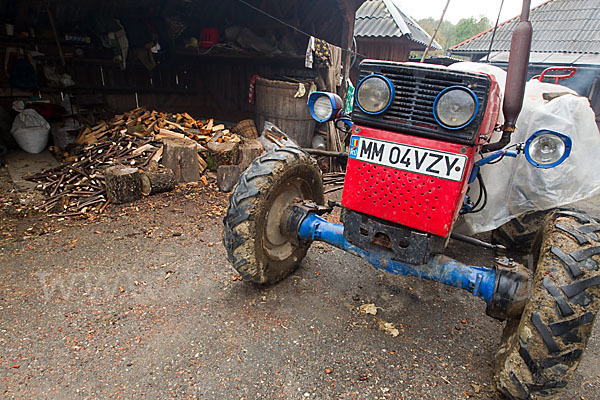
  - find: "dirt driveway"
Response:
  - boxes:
[1,182,598,399]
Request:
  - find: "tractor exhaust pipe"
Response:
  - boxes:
[483,0,532,152]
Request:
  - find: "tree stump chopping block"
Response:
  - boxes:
[162,138,200,182]
[238,139,265,169]
[105,166,142,204]
[207,140,239,167]
[140,168,176,196]
[217,165,243,192]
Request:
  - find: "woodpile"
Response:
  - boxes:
[27,133,163,216]
[76,107,237,148]
[27,107,259,216]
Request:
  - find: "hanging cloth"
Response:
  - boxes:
[305,36,315,69]
[314,38,332,67]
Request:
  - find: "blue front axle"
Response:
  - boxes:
[298,213,497,304]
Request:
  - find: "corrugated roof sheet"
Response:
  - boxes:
[450,0,600,55]
[355,0,442,49]
[488,50,600,65]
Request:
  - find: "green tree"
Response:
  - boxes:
[454,16,492,46]
[417,17,456,51]
[417,15,492,52]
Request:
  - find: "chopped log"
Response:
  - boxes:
[156,129,185,139]
[212,124,225,132]
[205,119,214,132]
[132,143,157,156]
[140,168,176,195]
[162,138,200,182]
[165,121,186,132]
[238,140,264,169]
[198,154,208,174]
[150,146,163,163]
[105,166,142,204]
[217,165,242,192]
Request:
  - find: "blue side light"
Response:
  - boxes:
[524,129,572,169]
[432,86,479,130]
[308,91,340,123]
[354,74,395,115]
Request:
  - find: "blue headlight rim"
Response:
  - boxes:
[308,92,337,123]
[524,129,572,169]
[433,86,479,130]
[355,74,395,115]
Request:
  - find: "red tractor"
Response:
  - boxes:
[223,1,600,398]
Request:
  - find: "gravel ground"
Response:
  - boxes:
[0,175,599,399]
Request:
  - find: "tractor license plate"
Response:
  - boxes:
[348,136,467,182]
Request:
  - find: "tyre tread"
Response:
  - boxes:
[496,210,600,399]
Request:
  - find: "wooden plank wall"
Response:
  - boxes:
[356,37,412,63]
[0,45,311,123]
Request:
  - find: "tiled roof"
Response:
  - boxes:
[449,0,600,55]
[355,0,442,50]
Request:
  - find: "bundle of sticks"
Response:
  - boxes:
[28,134,162,217]
[323,172,346,194]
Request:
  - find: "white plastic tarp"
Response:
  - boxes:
[448,62,600,234]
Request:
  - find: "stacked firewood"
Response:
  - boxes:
[28,107,244,217]
[75,107,239,148]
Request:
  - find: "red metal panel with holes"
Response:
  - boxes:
[342,126,478,238]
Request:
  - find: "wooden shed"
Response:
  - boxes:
[0,0,364,123]
[354,0,441,63]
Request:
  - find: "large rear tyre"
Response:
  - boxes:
[495,210,600,399]
[223,147,324,284]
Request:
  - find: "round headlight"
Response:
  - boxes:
[356,75,394,115]
[312,96,334,121]
[308,92,343,123]
[433,86,478,130]
[524,130,572,168]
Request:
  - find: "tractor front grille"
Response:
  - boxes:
[353,61,491,146]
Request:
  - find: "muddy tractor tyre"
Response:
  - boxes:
[495,210,600,400]
[223,147,324,284]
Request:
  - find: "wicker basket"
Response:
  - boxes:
[233,119,259,139]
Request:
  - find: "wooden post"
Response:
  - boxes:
[337,3,356,101]
[46,3,66,67]
[332,1,358,171]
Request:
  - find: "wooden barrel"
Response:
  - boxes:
[255,77,316,148]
